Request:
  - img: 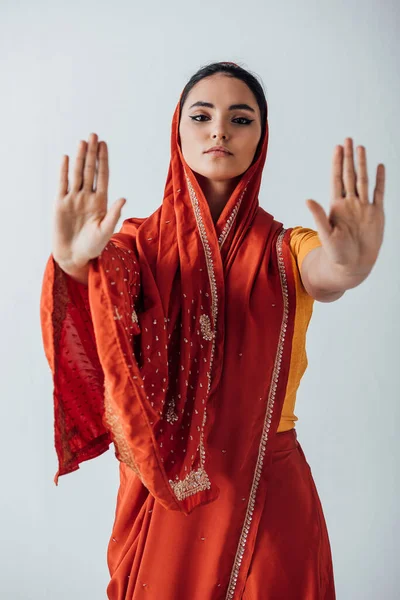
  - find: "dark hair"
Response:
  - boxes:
[179,61,268,159]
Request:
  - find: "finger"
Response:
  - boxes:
[100,198,126,239]
[331,146,344,201]
[355,146,369,204]
[83,133,99,192]
[59,155,69,197]
[306,199,333,239]
[96,141,109,194]
[72,140,87,192]
[343,138,357,196]
[373,164,385,208]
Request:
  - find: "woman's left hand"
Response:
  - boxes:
[306,138,386,279]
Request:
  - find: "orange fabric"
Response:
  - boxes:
[40,88,335,597]
[105,429,335,599]
[242,429,335,599]
[290,226,323,273]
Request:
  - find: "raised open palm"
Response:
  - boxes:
[306,138,385,278]
[52,132,126,272]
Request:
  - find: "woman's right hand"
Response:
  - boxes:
[52,133,126,278]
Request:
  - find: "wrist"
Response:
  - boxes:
[53,256,89,285]
[314,249,370,294]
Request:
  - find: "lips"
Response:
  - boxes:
[205,146,232,155]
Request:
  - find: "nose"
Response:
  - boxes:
[212,130,227,140]
[211,117,228,141]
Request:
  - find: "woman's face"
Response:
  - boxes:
[179,73,263,182]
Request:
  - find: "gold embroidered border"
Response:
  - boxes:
[168,465,212,501]
[185,174,219,326]
[225,228,289,600]
[160,174,219,502]
[217,186,247,250]
[103,377,144,481]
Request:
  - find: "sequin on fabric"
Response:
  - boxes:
[165,174,249,503]
[165,175,219,501]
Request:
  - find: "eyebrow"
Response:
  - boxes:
[188,101,256,114]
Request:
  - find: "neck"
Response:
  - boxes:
[195,174,241,224]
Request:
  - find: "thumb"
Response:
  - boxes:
[305,199,332,238]
[100,198,126,238]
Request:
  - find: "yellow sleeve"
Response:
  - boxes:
[289,226,322,272]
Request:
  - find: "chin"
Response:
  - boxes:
[190,163,247,182]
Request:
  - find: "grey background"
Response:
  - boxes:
[1,0,399,598]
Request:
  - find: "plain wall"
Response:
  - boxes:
[1,0,399,598]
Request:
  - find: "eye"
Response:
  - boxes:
[189,115,254,125]
[189,115,209,122]
[232,117,253,125]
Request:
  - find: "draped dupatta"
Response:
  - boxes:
[40,87,297,517]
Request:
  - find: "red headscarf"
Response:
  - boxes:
[41,71,296,516]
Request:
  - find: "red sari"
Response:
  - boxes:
[40,89,336,598]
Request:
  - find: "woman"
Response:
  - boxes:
[40,61,385,599]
